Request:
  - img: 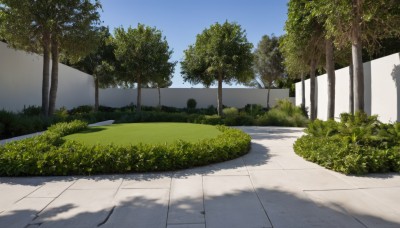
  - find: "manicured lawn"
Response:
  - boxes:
[64,122,221,146]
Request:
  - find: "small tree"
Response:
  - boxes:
[253,35,284,109]
[181,21,254,116]
[147,74,173,110]
[68,27,117,111]
[114,24,176,112]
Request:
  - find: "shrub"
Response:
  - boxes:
[294,112,400,174]
[243,104,265,116]
[224,113,254,126]
[187,98,197,112]
[222,107,239,117]
[0,122,251,176]
[22,105,42,116]
[69,105,93,115]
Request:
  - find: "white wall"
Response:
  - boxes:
[100,88,290,108]
[0,42,94,112]
[0,42,291,112]
[296,53,400,122]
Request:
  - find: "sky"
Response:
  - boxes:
[99,0,289,88]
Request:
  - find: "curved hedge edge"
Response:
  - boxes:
[0,122,251,176]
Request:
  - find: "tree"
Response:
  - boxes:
[284,0,325,120]
[181,21,254,116]
[0,0,101,116]
[147,74,173,110]
[1,0,55,116]
[114,24,176,112]
[47,0,101,115]
[312,0,400,113]
[67,27,117,111]
[253,35,284,108]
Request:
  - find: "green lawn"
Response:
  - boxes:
[64,122,221,146]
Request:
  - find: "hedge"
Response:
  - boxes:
[0,120,251,176]
[294,112,400,174]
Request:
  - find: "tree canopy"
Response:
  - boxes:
[181,21,254,115]
[114,24,176,112]
[253,34,284,108]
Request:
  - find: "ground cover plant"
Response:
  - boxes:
[64,123,221,146]
[0,120,251,176]
[294,112,400,174]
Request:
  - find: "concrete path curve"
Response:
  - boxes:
[1,126,400,228]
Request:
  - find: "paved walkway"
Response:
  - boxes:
[1,126,400,228]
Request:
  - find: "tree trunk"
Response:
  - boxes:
[352,0,364,113]
[326,39,336,119]
[157,86,161,110]
[217,73,223,116]
[41,31,51,116]
[48,37,59,116]
[266,81,271,109]
[301,72,306,111]
[310,58,317,120]
[349,58,354,114]
[137,75,142,112]
[94,77,99,112]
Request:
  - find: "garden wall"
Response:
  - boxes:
[295,53,400,122]
[0,42,290,112]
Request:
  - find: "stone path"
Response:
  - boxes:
[1,126,400,227]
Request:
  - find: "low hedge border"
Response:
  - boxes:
[0,120,251,176]
[293,112,400,175]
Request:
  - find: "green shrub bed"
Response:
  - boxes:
[294,112,400,174]
[0,120,251,176]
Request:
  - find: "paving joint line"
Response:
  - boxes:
[165,174,173,228]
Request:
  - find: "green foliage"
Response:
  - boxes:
[186,98,197,110]
[294,112,400,174]
[243,104,265,117]
[181,21,254,115]
[0,122,250,176]
[68,105,94,115]
[222,107,239,117]
[22,106,42,116]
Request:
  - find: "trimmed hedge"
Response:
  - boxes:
[0,120,251,176]
[294,112,400,174]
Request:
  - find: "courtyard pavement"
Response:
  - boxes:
[1,126,400,228]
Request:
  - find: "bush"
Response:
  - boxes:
[187,98,197,110]
[294,112,400,174]
[22,105,42,116]
[222,107,239,117]
[243,104,265,116]
[69,105,93,115]
[0,121,251,176]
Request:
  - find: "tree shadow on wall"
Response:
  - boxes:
[391,59,400,122]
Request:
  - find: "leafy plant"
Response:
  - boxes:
[187,98,197,110]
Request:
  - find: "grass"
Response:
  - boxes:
[64,122,222,146]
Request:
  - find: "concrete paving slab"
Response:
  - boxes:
[306,189,400,227]
[0,180,41,212]
[250,170,364,228]
[167,224,205,228]
[0,197,53,228]
[242,148,283,171]
[33,189,115,227]
[331,172,400,188]
[28,179,75,198]
[204,158,248,176]
[269,154,322,170]
[168,176,204,225]
[203,175,271,228]
[102,188,169,228]
[68,175,123,190]
[122,173,172,189]
[361,187,400,213]
[285,169,356,190]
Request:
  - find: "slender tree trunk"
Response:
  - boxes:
[310,58,317,120]
[352,0,364,113]
[41,31,51,116]
[326,39,336,119]
[301,72,306,111]
[157,86,161,110]
[217,73,223,116]
[137,75,142,112]
[48,37,59,116]
[267,81,271,109]
[94,77,99,112]
[349,58,354,114]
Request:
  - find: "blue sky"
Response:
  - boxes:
[99,0,289,88]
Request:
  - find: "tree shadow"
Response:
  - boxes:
[391,61,400,122]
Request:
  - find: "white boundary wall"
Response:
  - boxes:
[295,53,400,123]
[0,42,290,112]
